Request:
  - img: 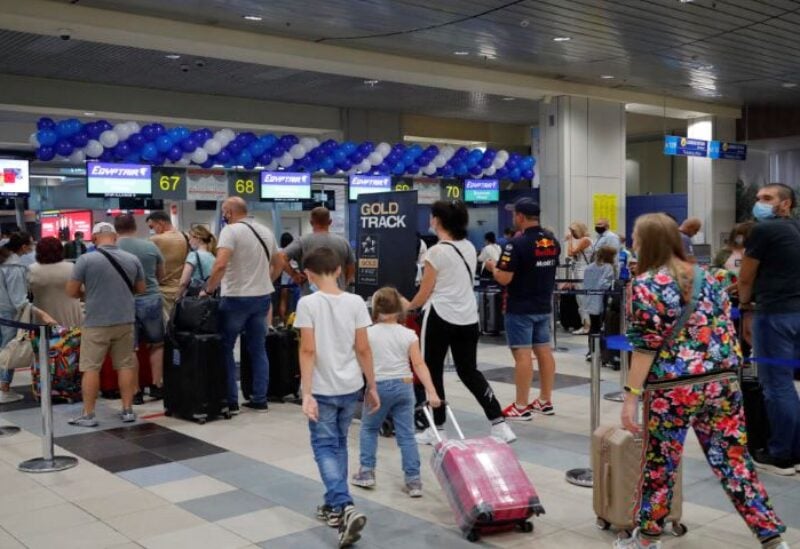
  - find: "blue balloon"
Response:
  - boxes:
[125,153,141,163]
[324,166,338,176]
[333,150,347,164]
[141,143,158,161]
[483,148,496,159]
[280,136,294,148]
[237,150,253,166]
[156,135,173,153]
[141,125,158,141]
[261,134,277,151]
[358,142,374,155]
[100,150,114,162]
[37,117,56,131]
[249,141,267,157]
[402,153,415,166]
[338,160,352,172]
[479,157,493,169]
[496,167,508,179]
[510,168,521,182]
[152,124,166,136]
[320,157,335,171]
[37,129,58,147]
[128,133,145,150]
[442,165,455,177]
[243,160,256,170]
[271,144,285,157]
[215,150,231,164]
[350,153,364,164]
[469,165,482,176]
[226,141,242,155]
[181,138,198,153]
[168,128,183,142]
[392,162,406,175]
[70,132,89,148]
[522,169,534,180]
[167,146,183,162]
[179,127,191,140]
[113,142,131,159]
[56,120,72,138]
[98,120,113,131]
[407,164,420,175]
[455,164,468,177]
[257,152,272,165]
[201,159,215,169]
[36,146,56,161]
[465,157,478,169]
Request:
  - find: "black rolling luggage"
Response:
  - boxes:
[164,332,230,424]
[559,293,582,331]
[477,287,504,335]
[241,328,301,403]
[601,291,621,368]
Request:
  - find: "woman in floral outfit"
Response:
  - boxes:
[615,213,786,549]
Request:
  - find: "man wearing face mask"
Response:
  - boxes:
[591,218,620,261]
[739,183,800,476]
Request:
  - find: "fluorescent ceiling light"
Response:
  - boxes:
[83,112,95,116]
[165,54,181,60]
[363,79,379,86]
[243,15,263,21]
[601,75,615,79]
[502,97,516,101]
[782,82,797,88]
[453,51,469,56]
[553,36,571,42]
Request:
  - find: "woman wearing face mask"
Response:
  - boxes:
[178,225,217,297]
[713,222,754,281]
[564,222,592,335]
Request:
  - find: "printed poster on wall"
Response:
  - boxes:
[186,168,228,202]
[356,190,418,300]
[592,194,618,232]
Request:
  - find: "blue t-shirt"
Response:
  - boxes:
[496,226,561,315]
[186,250,215,283]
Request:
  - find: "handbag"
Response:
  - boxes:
[171,294,219,335]
[185,251,208,297]
[0,302,35,371]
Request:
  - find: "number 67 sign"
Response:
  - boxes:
[151,168,187,200]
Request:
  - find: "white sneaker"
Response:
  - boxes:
[490,421,517,444]
[0,390,23,404]
[415,427,445,446]
[572,327,589,335]
[613,529,662,548]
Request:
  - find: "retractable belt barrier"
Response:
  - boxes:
[0,316,79,473]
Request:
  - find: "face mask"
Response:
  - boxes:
[734,236,744,246]
[752,202,776,221]
[309,282,319,293]
[595,226,606,235]
[148,229,156,236]
[428,226,437,236]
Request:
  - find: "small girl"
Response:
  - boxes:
[351,287,441,498]
[582,246,617,359]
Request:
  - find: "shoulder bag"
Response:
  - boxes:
[0,269,35,370]
[96,248,135,294]
[184,251,207,297]
[440,242,475,285]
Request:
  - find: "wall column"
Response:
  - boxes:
[539,96,626,240]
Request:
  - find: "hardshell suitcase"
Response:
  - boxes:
[31,325,82,403]
[241,328,300,403]
[476,288,504,335]
[422,405,544,542]
[100,345,154,399]
[163,332,230,424]
[592,424,686,535]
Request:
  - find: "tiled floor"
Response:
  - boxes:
[0,332,798,548]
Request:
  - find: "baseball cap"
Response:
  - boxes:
[91,222,117,235]
[505,197,541,217]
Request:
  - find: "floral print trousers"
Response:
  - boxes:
[634,377,785,541]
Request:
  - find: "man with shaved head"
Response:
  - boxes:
[202,196,281,414]
[679,217,703,259]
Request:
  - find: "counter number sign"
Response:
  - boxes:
[151,168,187,200]
[443,180,462,200]
[228,171,260,200]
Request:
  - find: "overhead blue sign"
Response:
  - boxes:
[663,136,708,158]
[709,141,747,161]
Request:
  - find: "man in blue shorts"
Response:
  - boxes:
[485,198,560,421]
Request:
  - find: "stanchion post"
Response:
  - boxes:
[18,325,78,473]
[565,333,600,488]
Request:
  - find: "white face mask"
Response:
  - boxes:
[148,228,156,236]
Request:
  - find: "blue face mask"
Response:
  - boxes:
[309,282,319,293]
[752,202,776,221]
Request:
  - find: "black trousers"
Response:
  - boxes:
[421,306,503,426]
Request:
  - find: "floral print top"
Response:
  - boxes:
[627,266,741,384]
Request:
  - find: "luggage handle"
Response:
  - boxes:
[415,400,465,441]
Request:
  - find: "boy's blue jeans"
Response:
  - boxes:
[309,389,361,510]
[359,379,421,482]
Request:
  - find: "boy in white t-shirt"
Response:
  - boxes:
[294,247,380,549]
[351,287,441,498]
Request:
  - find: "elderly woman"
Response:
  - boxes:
[29,237,83,327]
[616,213,785,549]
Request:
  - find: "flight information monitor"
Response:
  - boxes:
[0,159,30,197]
[349,175,391,201]
[464,178,499,203]
[87,162,153,197]
[260,171,312,201]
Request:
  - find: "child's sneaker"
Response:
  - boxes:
[502,402,533,422]
[338,505,367,548]
[402,480,423,498]
[490,421,517,444]
[415,426,446,446]
[351,469,376,488]
[530,399,555,416]
[613,529,661,548]
[68,413,98,427]
[120,409,137,423]
[316,504,342,528]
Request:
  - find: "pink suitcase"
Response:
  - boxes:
[422,405,545,543]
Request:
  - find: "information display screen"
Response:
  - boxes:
[40,210,93,241]
[0,159,30,197]
[349,175,391,201]
[464,179,499,203]
[260,172,312,201]
[87,162,152,197]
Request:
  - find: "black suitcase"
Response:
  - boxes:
[164,332,230,424]
[241,328,301,403]
[477,288,504,335]
[601,293,622,367]
[559,293,582,331]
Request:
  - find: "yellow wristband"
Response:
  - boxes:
[624,385,643,396]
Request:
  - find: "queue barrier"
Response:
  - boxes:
[0,316,78,473]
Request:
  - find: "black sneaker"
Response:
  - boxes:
[229,404,240,416]
[317,504,342,527]
[149,385,163,401]
[338,505,366,548]
[133,391,144,405]
[753,449,795,476]
[243,401,269,413]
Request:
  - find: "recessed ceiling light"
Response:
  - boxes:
[165,54,181,60]
[453,51,469,56]
[364,79,379,86]
[520,19,530,28]
[502,97,516,101]
[679,0,694,3]
[553,36,571,42]
[83,112,95,116]
[601,75,615,79]
[243,15,263,21]
[782,82,797,88]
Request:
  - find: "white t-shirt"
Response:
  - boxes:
[294,291,372,396]
[217,221,278,297]
[477,243,502,269]
[368,323,417,381]
[424,240,479,325]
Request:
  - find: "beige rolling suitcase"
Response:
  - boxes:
[592,424,687,536]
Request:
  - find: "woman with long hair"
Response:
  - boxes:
[616,213,785,549]
[565,221,593,334]
[178,225,217,296]
[405,200,515,445]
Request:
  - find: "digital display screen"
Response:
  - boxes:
[0,159,30,197]
[349,175,391,201]
[464,179,499,203]
[40,210,93,241]
[87,162,152,197]
[260,172,312,201]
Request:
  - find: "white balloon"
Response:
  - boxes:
[368,151,383,165]
[113,123,131,141]
[496,150,509,163]
[203,139,222,155]
[191,149,208,164]
[99,130,119,148]
[278,152,294,168]
[346,167,358,175]
[213,131,229,146]
[220,129,236,142]
[177,157,191,166]
[484,166,496,176]
[68,149,86,164]
[126,121,141,134]
[433,154,446,168]
[308,138,320,149]
[29,133,39,148]
[492,157,505,169]
[357,159,371,172]
[289,144,306,160]
[299,137,315,150]
[267,160,278,170]
[423,164,437,176]
[441,146,455,160]
[376,142,391,157]
[85,140,103,158]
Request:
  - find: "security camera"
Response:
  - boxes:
[180,64,190,73]
[194,59,206,68]
[58,28,72,40]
